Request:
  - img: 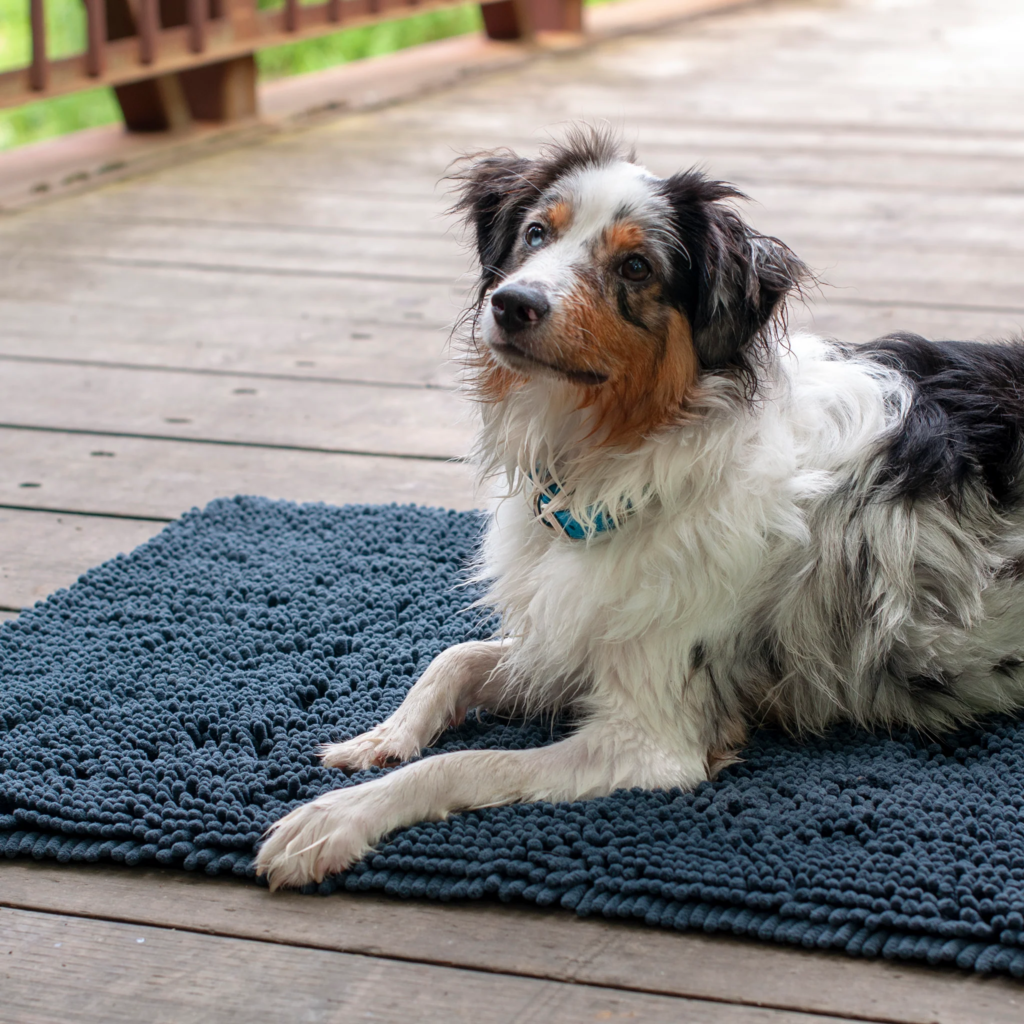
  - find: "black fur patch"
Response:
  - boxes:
[615,283,649,331]
[690,642,707,671]
[860,332,1024,507]
[905,672,958,697]
[658,172,807,393]
[995,656,1024,677]
[996,557,1024,581]
[757,634,785,684]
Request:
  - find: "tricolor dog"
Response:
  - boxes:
[256,129,1024,889]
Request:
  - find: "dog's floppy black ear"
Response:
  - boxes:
[450,152,537,296]
[663,172,807,382]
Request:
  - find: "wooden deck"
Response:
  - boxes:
[2,0,1024,1018]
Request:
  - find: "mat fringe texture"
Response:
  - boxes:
[2,497,1024,976]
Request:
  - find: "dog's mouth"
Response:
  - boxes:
[489,336,609,387]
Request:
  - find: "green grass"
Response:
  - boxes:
[257,4,483,80]
[0,89,122,151]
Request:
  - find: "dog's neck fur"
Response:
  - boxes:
[470,345,783,535]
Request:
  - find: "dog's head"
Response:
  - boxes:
[452,128,807,444]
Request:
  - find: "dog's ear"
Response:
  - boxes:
[450,152,537,295]
[664,172,807,377]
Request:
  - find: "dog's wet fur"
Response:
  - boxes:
[255,128,1024,889]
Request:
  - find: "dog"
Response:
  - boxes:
[255,127,1024,889]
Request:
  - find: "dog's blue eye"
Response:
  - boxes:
[525,224,545,248]
[619,256,652,282]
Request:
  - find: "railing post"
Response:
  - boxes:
[29,0,48,91]
[102,0,258,131]
[105,0,189,131]
[481,0,529,40]
[179,56,258,122]
[178,0,258,124]
[559,0,583,33]
[481,0,583,40]
[137,0,160,64]
[84,0,108,77]
[186,0,207,53]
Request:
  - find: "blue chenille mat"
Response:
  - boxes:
[2,497,1024,977]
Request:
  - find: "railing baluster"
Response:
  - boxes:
[138,0,160,65]
[285,0,300,32]
[187,0,208,53]
[29,0,48,91]
[84,0,107,77]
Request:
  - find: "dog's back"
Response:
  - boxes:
[718,332,1024,737]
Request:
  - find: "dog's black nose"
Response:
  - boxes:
[491,286,550,333]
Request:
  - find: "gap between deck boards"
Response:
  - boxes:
[0,424,465,463]
[0,427,477,520]
[0,353,454,391]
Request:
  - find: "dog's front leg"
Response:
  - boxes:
[255,719,708,890]
[319,640,510,771]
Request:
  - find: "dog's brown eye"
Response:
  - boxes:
[619,256,651,282]
[525,224,545,248]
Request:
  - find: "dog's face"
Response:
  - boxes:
[483,160,693,390]
[454,130,806,444]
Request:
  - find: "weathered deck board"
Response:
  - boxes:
[6,220,1024,307]
[13,182,1024,251]
[0,429,476,520]
[0,314,459,388]
[0,362,471,460]
[2,906,859,1024]
[4,862,1022,1024]
[2,0,1024,1017]
[0,259,470,328]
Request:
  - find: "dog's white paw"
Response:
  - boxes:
[254,783,384,890]
[319,719,430,771]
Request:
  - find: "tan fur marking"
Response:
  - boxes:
[564,289,700,448]
[603,221,646,254]
[466,349,527,403]
[547,201,573,232]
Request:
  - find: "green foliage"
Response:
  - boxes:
[0,88,121,151]
[257,4,483,80]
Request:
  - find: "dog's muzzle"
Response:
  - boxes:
[490,285,550,334]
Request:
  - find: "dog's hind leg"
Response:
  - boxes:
[319,640,512,772]
[256,717,708,889]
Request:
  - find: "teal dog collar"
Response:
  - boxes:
[532,476,628,540]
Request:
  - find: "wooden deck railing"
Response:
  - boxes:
[0,0,583,131]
